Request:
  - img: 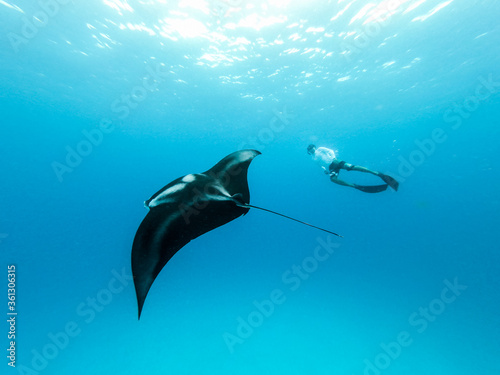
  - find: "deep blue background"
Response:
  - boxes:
[1,0,499,374]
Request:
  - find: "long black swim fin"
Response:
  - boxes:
[354,184,388,193]
[380,174,399,191]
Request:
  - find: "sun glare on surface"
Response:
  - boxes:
[160,17,209,39]
[96,0,457,71]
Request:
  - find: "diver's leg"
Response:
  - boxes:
[344,163,380,176]
[330,175,356,188]
[331,175,388,193]
[342,163,399,191]
[353,184,389,193]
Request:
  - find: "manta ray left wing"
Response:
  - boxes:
[132,150,261,319]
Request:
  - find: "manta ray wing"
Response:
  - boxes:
[132,150,261,318]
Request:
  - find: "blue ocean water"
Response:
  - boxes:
[2,0,500,374]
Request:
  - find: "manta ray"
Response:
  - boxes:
[132,149,341,319]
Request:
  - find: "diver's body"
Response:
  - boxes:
[307,144,399,193]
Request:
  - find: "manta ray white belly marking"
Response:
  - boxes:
[182,174,196,183]
[147,183,187,207]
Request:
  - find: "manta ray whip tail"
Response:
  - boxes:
[237,202,343,238]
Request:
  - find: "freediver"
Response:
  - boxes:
[307,144,399,193]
